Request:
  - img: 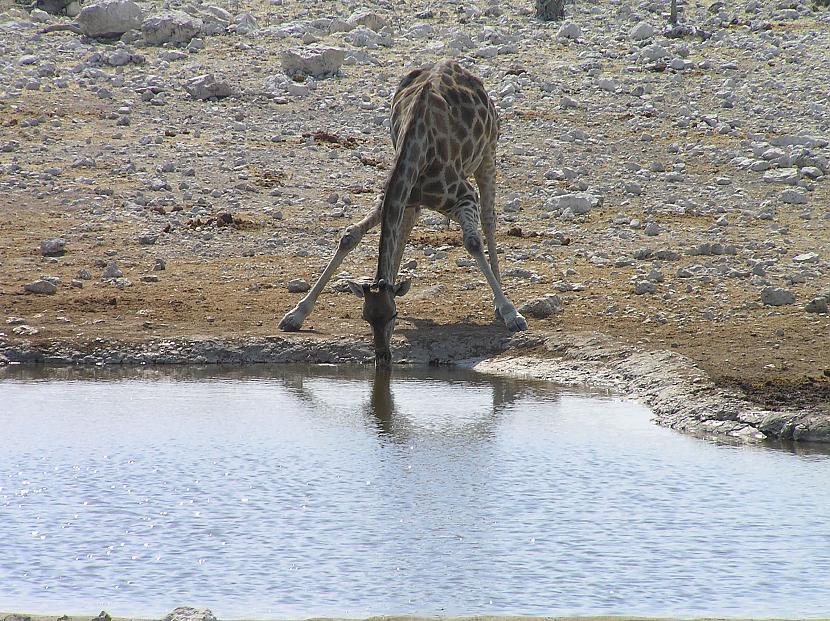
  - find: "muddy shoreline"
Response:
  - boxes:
[2,328,828,443]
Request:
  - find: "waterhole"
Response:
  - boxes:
[1,364,829,618]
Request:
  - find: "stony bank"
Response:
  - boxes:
[1,0,829,439]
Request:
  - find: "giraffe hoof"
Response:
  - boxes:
[278,309,304,332]
[505,312,528,333]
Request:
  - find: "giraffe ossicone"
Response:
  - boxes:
[279,60,528,367]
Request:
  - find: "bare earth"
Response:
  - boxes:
[1,1,829,426]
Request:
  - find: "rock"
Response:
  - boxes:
[763,168,799,185]
[518,295,562,319]
[137,232,157,245]
[792,252,819,264]
[141,11,203,46]
[24,279,58,294]
[77,268,92,279]
[41,237,66,256]
[780,188,807,204]
[557,21,581,40]
[348,11,389,32]
[75,0,143,37]
[185,74,233,100]
[162,608,217,621]
[287,278,310,293]
[92,612,111,621]
[12,325,39,336]
[101,261,123,279]
[630,22,654,40]
[32,0,73,15]
[634,281,656,295]
[281,47,345,78]
[760,287,795,306]
[153,258,167,271]
[548,192,595,214]
[805,297,829,314]
[234,12,258,35]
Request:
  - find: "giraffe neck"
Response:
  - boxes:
[375,89,430,284]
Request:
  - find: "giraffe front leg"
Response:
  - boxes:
[279,208,379,331]
[455,199,527,333]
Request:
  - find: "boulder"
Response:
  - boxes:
[281,47,345,78]
[141,10,203,46]
[75,0,143,37]
[185,74,233,100]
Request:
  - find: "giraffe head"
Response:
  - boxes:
[347,278,411,368]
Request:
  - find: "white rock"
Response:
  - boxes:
[281,47,345,78]
[185,74,233,100]
[348,11,389,32]
[141,11,203,46]
[630,22,654,41]
[549,192,594,214]
[557,22,581,40]
[792,252,819,264]
[598,78,617,92]
[75,0,143,37]
[162,608,217,621]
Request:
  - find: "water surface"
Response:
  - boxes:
[1,365,829,619]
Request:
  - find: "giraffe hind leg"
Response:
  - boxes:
[279,201,381,331]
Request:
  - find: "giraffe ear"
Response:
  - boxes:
[393,280,411,297]
[346,281,368,298]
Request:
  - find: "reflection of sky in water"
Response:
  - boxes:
[1,365,829,619]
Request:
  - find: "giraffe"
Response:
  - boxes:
[279,60,527,367]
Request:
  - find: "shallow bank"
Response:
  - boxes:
[1,328,827,443]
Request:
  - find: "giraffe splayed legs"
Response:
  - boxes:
[279,60,527,367]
